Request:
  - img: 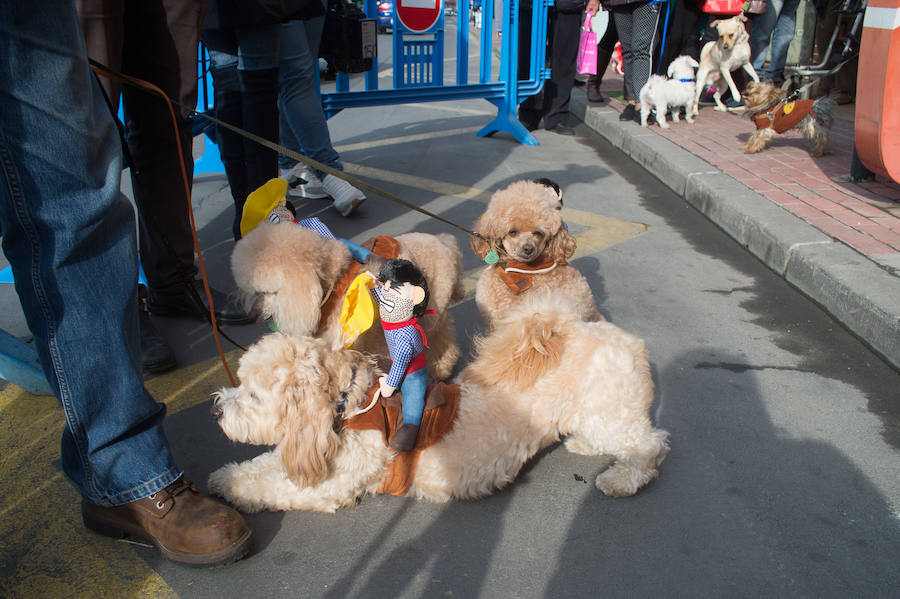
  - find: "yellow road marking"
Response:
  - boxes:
[0,353,237,599]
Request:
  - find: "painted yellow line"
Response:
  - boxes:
[0,352,238,599]
[336,125,485,154]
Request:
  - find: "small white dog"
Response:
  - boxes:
[692,15,759,115]
[208,292,670,513]
[639,55,700,128]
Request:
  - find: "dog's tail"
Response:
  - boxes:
[812,95,836,130]
[467,291,577,391]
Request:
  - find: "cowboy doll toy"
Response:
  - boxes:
[372,259,432,452]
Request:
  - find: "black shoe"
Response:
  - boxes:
[139,304,177,374]
[619,104,637,121]
[725,97,745,112]
[546,122,575,136]
[519,117,540,132]
[147,279,254,325]
[637,110,656,125]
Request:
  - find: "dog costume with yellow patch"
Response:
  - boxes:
[342,382,460,496]
[752,99,816,133]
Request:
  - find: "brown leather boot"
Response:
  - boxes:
[587,46,614,103]
[586,75,606,103]
[390,423,420,452]
[82,476,252,566]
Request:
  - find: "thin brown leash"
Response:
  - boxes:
[90,59,237,387]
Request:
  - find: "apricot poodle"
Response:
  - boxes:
[471,180,602,327]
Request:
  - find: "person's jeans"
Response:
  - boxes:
[750,0,802,81]
[277,17,342,179]
[0,1,180,506]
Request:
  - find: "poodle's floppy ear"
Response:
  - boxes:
[470,214,493,259]
[547,226,577,262]
[279,364,340,487]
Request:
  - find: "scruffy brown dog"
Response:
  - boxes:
[741,81,835,157]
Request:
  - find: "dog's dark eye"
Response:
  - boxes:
[508,229,518,237]
[533,231,544,238]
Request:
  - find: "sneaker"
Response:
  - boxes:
[322,174,366,217]
[619,103,637,121]
[725,97,746,113]
[278,164,328,199]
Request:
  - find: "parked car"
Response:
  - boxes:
[376,0,392,33]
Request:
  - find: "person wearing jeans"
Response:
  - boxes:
[0,1,251,566]
[277,17,367,215]
[749,0,802,84]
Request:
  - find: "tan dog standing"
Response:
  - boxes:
[692,15,759,115]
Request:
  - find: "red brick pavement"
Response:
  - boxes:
[592,76,900,267]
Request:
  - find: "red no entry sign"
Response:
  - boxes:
[395,0,443,33]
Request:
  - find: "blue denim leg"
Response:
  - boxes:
[277,18,342,179]
[767,0,801,81]
[399,368,428,426]
[0,2,180,505]
[750,0,798,79]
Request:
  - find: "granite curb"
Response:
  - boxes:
[572,94,900,371]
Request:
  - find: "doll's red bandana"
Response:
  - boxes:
[381,310,436,347]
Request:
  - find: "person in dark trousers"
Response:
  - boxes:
[518,0,601,134]
[75,0,253,375]
[585,16,619,103]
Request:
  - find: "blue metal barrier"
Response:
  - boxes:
[322,0,552,145]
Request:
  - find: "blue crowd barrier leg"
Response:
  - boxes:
[478,101,538,145]
[0,328,53,396]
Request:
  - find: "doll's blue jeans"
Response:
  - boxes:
[400,368,428,426]
[0,1,180,505]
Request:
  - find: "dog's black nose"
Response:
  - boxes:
[210,397,223,420]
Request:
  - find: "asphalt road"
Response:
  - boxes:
[2,26,899,599]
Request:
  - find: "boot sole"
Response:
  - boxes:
[147,304,256,326]
[82,504,252,567]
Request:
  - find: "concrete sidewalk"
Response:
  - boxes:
[570,81,900,371]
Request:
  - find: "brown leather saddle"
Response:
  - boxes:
[342,382,460,496]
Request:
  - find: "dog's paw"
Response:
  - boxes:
[595,465,659,498]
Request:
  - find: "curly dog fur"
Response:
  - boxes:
[208,292,669,513]
[231,223,464,379]
[470,180,602,327]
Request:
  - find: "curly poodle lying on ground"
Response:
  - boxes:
[471,180,603,327]
[208,292,669,513]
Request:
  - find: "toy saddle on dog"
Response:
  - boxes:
[342,382,460,496]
